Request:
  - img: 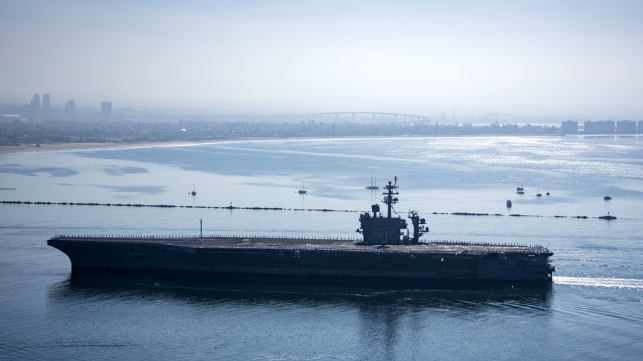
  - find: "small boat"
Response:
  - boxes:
[604,196,612,200]
[506,200,512,208]
[365,175,379,190]
[298,182,307,194]
[546,187,550,196]
[536,187,542,197]
[599,212,617,220]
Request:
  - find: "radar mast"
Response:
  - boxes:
[382,176,399,218]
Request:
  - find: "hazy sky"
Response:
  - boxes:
[1,0,642,118]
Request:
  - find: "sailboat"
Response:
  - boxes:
[298,182,307,194]
[365,175,379,189]
[536,187,542,197]
[516,183,525,194]
[190,183,196,196]
[546,187,550,196]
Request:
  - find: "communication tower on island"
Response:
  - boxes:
[357,177,428,245]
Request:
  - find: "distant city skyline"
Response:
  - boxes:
[1,91,641,123]
[0,93,116,121]
[1,1,642,120]
[1,92,641,125]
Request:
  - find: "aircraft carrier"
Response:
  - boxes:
[48,178,555,287]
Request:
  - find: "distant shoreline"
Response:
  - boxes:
[0,139,251,154]
[0,133,635,154]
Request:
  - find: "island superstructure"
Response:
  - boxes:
[48,179,555,286]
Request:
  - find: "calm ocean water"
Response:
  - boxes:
[1,136,642,360]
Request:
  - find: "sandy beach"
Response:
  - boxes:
[0,139,268,154]
[0,136,408,154]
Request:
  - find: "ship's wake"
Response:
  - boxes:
[554,276,643,289]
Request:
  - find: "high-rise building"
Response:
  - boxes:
[584,121,598,134]
[601,120,615,134]
[42,94,50,114]
[561,120,577,134]
[584,120,615,134]
[20,104,30,118]
[101,101,112,120]
[65,100,76,118]
[30,94,40,119]
[616,120,636,134]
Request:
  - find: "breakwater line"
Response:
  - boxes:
[1,200,618,220]
[435,211,617,220]
[0,200,360,213]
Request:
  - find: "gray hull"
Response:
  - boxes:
[48,236,554,286]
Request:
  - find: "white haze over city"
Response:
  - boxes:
[1,0,642,120]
